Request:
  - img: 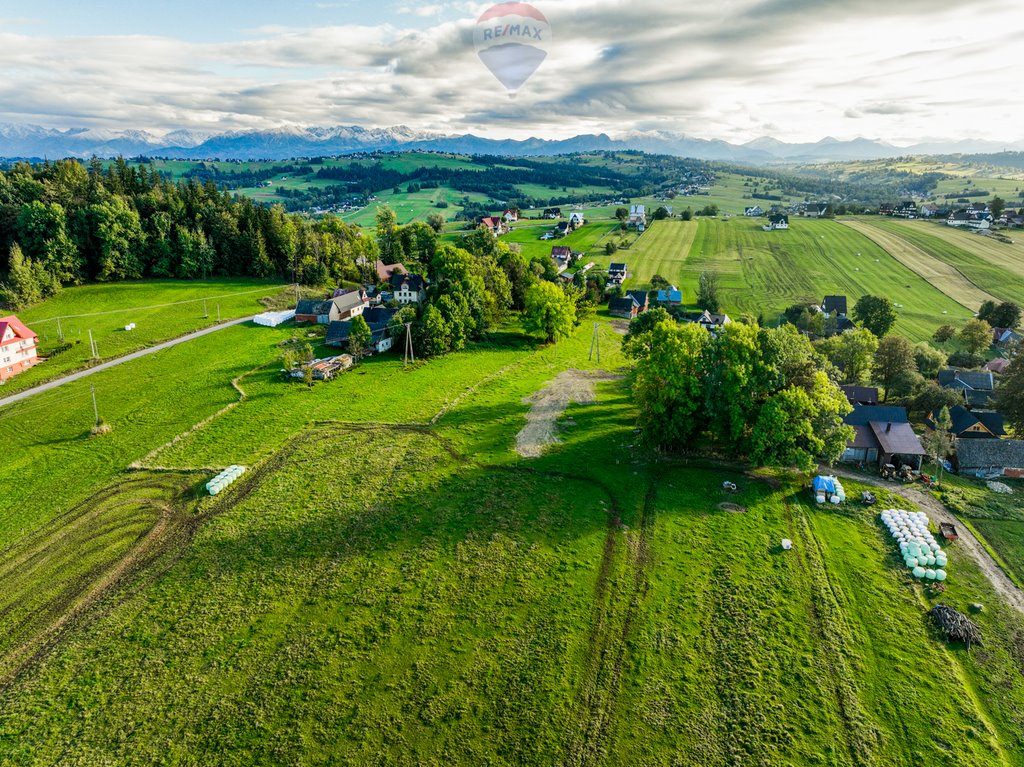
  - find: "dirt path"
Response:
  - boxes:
[829,467,1024,615]
[516,369,623,458]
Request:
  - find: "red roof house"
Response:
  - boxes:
[0,315,40,382]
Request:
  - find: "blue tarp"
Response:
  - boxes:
[812,475,837,494]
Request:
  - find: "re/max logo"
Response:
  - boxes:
[481,24,544,41]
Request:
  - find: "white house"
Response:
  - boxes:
[568,210,585,229]
[744,206,764,217]
[0,315,39,383]
[390,273,427,305]
[502,208,520,223]
[763,214,789,231]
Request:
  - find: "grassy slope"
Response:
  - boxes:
[861,220,1024,307]
[687,217,974,337]
[4,279,287,395]
[2,296,1024,763]
[619,220,699,291]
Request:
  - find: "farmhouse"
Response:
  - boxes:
[744,205,764,217]
[993,328,1023,349]
[629,205,647,230]
[985,358,1011,374]
[502,208,520,223]
[567,211,585,230]
[821,295,848,318]
[626,290,650,313]
[956,439,1024,479]
[609,295,641,319]
[0,315,39,383]
[480,216,509,236]
[543,207,562,219]
[375,260,408,283]
[607,262,627,284]
[682,310,731,332]
[930,405,1005,440]
[327,307,397,355]
[801,203,830,218]
[295,293,367,325]
[938,369,995,408]
[920,204,940,218]
[893,201,918,219]
[763,214,789,231]
[840,385,879,406]
[550,245,573,272]
[390,273,427,305]
[841,405,926,469]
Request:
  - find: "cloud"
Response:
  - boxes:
[0,0,1021,144]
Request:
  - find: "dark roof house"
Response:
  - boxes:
[938,368,995,408]
[821,295,848,316]
[841,405,925,468]
[927,405,1004,439]
[609,296,640,319]
[840,385,879,406]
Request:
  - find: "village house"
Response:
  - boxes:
[550,245,573,273]
[893,201,918,219]
[927,405,1004,440]
[985,358,1011,374]
[607,262,628,285]
[0,315,39,383]
[919,203,940,218]
[390,273,427,305]
[567,211,585,230]
[763,214,789,231]
[609,295,641,319]
[629,205,647,231]
[543,207,562,219]
[956,439,1024,479]
[993,327,1023,349]
[502,208,520,223]
[681,310,732,332]
[800,203,830,218]
[840,385,879,407]
[938,368,995,408]
[841,405,926,470]
[479,216,509,236]
[744,205,764,217]
[294,293,367,325]
[326,307,398,355]
[626,290,650,313]
[821,295,848,318]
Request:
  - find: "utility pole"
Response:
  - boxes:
[88,329,98,359]
[91,385,100,427]
[404,322,415,367]
[57,317,63,342]
[204,299,208,319]
[217,304,221,323]
[589,322,601,363]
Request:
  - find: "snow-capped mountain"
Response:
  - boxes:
[0,122,1020,163]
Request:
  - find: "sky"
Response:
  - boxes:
[0,0,1021,144]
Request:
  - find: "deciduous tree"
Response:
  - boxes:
[523,280,576,343]
[873,335,917,401]
[853,295,897,337]
[960,318,992,355]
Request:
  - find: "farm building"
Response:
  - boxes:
[841,405,926,469]
[290,356,354,381]
[763,214,789,231]
[503,208,520,222]
[840,385,879,406]
[985,358,1011,374]
[938,369,994,408]
[956,439,1024,479]
[567,211,585,229]
[543,207,562,219]
[0,315,39,383]
[656,287,683,305]
[326,307,398,355]
[681,310,731,332]
[993,328,1023,349]
[607,263,627,284]
[390,273,427,305]
[479,216,509,236]
[550,245,573,272]
[926,405,1004,440]
[893,201,918,218]
[609,296,641,319]
[744,206,764,217]
[801,203,830,218]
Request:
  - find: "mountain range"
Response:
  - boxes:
[1,123,1021,164]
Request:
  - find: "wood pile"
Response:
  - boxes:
[929,604,983,648]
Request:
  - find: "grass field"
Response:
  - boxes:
[685,217,974,337]
[6,281,1024,763]
[3,279,288,395]
[619,220,699,291]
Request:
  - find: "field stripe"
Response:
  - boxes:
[840,219,997,311]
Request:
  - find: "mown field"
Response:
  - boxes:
[4,284,1024,764]
[685,217,975,337]
[3,279,287,395]
[618,220,699,291]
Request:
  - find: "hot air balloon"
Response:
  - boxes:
[474,2,551,94]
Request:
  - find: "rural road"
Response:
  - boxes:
[0,316,253,410]
[829,467,1024,616]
